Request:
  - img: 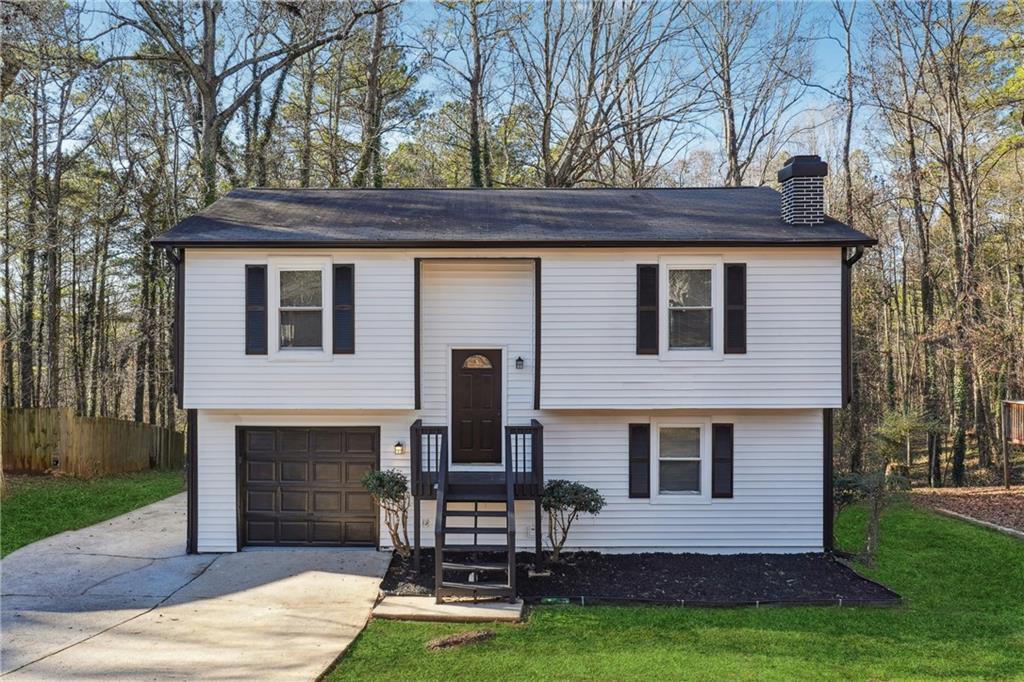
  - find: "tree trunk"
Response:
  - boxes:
[951,356,968,486]
[353,7,386,189]
[133,245,150,422]
[200,112,219,206]
[299,55,315,189]
[467,1,484,188]
[145,248,157,425]
[2,185,14,407]
[91,222,110,417]
[19,79,40,408]
[254,64,291,187]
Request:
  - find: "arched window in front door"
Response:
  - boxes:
[461,353,493,369]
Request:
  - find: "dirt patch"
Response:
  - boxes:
[382,550,900,606]
[426,630,496,650]
[913,486,1024,532]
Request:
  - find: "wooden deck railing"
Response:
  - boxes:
[1001,401,1023,490]
[1005,401,1024,446]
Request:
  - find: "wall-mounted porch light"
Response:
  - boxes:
[393,441,406,456]
[515,356,525,370]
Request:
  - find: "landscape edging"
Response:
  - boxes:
[934,508,1024,541]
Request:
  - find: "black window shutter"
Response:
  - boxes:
[636,264,658,355]
[628,423,651,498]
[245,265,267,355]
[711,423,734,498]
[724,263,746,354]
[333,264,355,354]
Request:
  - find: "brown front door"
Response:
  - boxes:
[451,349,502,464]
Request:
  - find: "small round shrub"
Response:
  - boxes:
[362,469,411,557]
[540,480,606,561]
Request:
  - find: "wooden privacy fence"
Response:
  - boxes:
[1,408,184,477]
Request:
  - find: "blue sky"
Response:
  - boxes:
[82,0,868,173]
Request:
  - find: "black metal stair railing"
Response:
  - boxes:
[411,420,447,572]
[410,420,447,500]
[505,420,544,499]
[503,426,518,599]
[410,419,543,577]
[433,436,450,603]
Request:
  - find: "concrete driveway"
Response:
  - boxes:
[1,493,390,680]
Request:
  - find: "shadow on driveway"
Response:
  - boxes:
[1,494,390,680]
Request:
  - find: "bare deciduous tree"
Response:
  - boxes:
[508,0,698,187]
[685,0,811,186]
[106,0,384,204]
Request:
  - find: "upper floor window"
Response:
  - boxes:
[659,258,724,356]
[279,270,322,349]
[668,268,712,349]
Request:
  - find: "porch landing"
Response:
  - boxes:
[373,596,524,622]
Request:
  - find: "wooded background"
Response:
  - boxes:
[1,0,1021,486]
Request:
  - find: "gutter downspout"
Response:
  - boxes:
[828,244,865,552]
[162,247,196,555]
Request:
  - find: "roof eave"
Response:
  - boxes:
[150,237,878,249]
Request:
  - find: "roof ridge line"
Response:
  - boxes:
[237,186,772,192]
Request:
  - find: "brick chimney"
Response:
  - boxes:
[777,155,828,225]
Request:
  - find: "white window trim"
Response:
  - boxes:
[650,417,712,504]
[658,256,723,359]
[268,256,333,362]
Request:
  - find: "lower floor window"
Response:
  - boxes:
[658,426,702,494]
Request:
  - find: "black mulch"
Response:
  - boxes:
[381,550,901,607]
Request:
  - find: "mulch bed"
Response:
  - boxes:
[381,550,900,607]
[913,486,1024,532]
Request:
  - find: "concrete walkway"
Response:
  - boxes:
[374,596,524,622]
[1,493,390,680]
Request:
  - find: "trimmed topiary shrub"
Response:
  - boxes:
[540,479,606,561]
[362,469,411,557]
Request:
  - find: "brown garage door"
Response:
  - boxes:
[239,427,378,547]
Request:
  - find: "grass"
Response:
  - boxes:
[1,471,185,557]
[327,503,1024,681]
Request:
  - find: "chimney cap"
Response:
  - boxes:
[778,155,828,182]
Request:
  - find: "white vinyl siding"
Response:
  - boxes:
[195,410,413,552]
[533,409,824,552]
[184,247,841,410]
[541,247,841,408]
[184,250,413,409]
[186,246,836,552]
[195,408,823,554]
[419,260,537,443]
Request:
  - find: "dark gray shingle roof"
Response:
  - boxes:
[152,187,876,247]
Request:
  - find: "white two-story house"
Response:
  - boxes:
[154,155,873,601]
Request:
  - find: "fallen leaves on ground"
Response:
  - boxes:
[913,486,1024,532]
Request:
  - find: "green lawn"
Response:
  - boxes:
[328,504,1024,681]
[0,471,185,557]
